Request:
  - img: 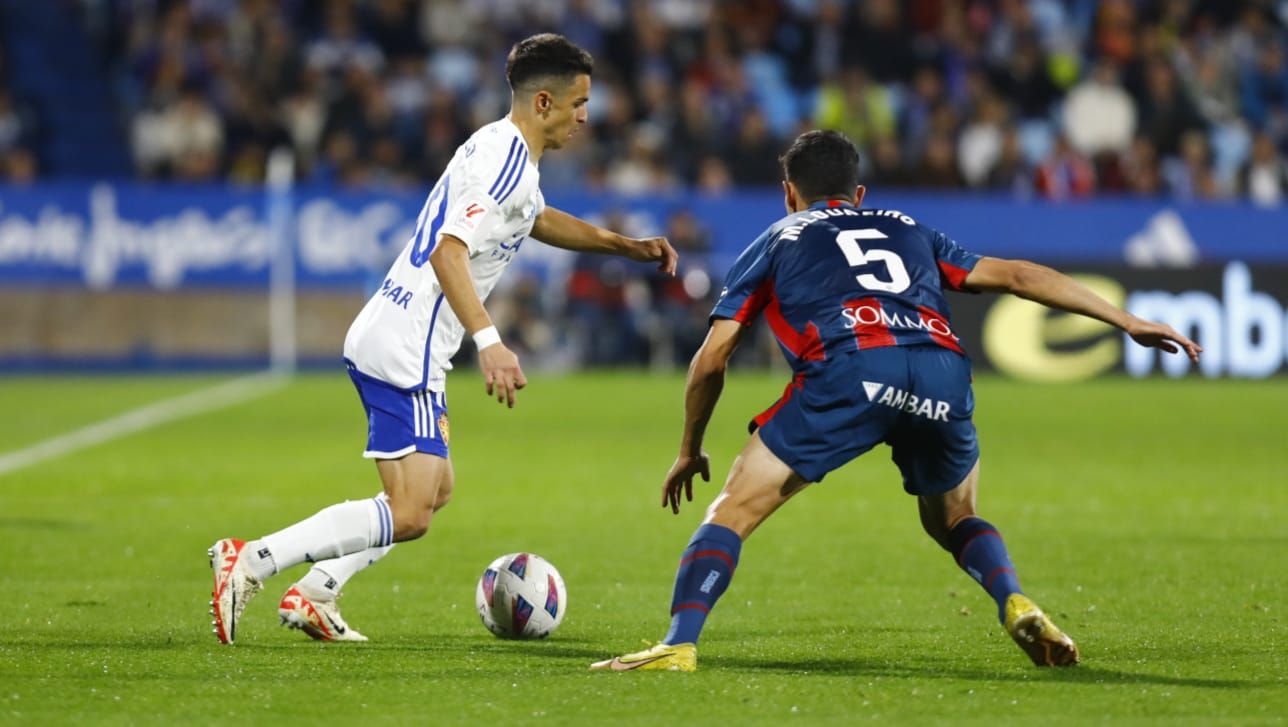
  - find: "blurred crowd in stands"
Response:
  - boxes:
[1,0,1281,205]
[0,41,37,183]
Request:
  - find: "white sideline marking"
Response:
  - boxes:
[0,372,286,477]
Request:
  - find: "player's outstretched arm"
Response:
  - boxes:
[430,235,527,408]
[530,206,678,275]
[963,257,1202,363]
[663,319,745,514]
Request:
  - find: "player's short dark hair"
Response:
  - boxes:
[779,130,862,202]
[505,34,594,92]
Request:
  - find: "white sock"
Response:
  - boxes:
[297,544,395,600]
[245,495,393,580]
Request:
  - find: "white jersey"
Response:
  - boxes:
[344,117,544,391]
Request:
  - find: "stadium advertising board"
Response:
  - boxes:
[947,262,1288,380]
[0,183,1284,377]
[1,183,1286,288]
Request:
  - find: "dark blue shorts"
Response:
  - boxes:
[346,361,449,460]
[753,346,979,495]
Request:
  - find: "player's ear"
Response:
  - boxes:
[783,181,795,214]
[854,185,866,207]
[535,90,552,117]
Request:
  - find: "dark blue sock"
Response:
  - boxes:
[663,523,742,645]
[948,517,1023,623]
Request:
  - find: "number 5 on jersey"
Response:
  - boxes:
[835,229,910,293]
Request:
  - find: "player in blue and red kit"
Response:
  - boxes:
[592,130,1201,672]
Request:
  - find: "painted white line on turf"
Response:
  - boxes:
[0,372,287,477]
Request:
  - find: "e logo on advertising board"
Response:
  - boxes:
[981,275,1124,382]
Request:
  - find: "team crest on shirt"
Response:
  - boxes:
[437,412,450,445]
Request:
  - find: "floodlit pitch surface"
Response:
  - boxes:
[1,372,1284,724]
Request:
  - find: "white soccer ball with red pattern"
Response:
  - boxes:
[475,552,567,639]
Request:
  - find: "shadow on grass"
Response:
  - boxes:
[0,517,82,530]
[717,655,1266,689]
[5,636,1271,690]
[366,638,606,661]
[1,634,607,665]
[215,634,609,661]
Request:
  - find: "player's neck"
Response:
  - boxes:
[506,112,547,162]
[796,196,856,212]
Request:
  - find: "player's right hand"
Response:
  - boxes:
[1126,317,1203,364]
[662,453,710,514]
[479,342,527,408]
[626,236,679,276]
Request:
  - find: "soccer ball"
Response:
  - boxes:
[475,552,567,639]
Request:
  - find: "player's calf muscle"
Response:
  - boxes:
[918,463,980,548]
[704,445,806,538]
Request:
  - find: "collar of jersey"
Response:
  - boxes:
[806,200,857,211]
[502,115,523,138]
[500,116,533,164]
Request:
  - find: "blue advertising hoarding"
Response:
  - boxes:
[2,182,1285,378]
[0,182,1285,290]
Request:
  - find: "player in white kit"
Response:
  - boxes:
[207,34,678,644]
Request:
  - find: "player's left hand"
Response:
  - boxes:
[1126,317,1203,363]
[662,452,710,514]
[627,236,679,276]
[479,342,527,408]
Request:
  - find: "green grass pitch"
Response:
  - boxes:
[0,372,1285,724]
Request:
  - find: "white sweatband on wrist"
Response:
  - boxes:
[472,325,501,350]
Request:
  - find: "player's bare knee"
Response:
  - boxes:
[388,498,433,541]
[433,486,452,512]
[391,510,431,541]
[430,461,455,512]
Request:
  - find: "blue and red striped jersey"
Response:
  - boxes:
[711,201,981,371]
